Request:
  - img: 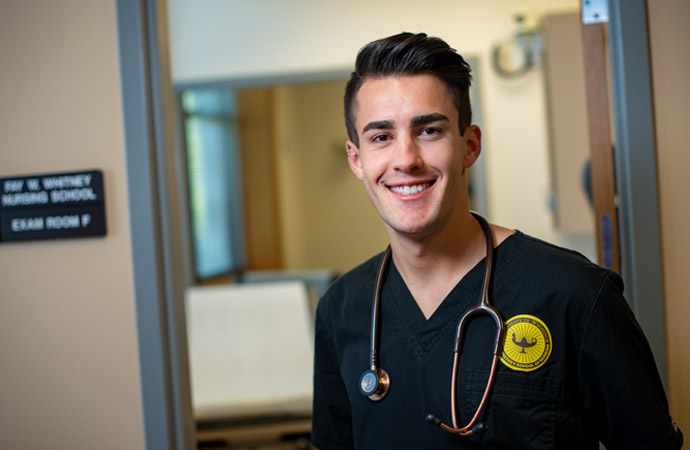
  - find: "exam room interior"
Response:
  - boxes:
[168,0,595,277]
[168,0,599,433]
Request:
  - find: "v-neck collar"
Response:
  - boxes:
[381,232,521,354]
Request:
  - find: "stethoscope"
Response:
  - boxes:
[358,212,506,436]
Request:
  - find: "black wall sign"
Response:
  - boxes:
[0,170,107,242]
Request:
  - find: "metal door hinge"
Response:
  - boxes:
[582,0,609,24]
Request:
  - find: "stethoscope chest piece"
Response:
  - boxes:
[359,367,390,401]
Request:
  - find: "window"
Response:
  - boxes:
[181,89,245,280]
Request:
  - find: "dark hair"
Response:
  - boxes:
[344,32,472,147]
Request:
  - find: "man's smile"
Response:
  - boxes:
[387,180,436,196]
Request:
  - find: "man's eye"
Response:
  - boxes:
[421,127,441,136]
[372,134,391,143]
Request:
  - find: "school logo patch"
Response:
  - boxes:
[500,315,552,372]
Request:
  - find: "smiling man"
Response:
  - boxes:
[311,32,682,450]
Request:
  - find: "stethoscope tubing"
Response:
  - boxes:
[363,212,506,436]
[368,246,391,371]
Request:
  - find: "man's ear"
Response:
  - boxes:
[346,140,364,180]
[463,125,482,169]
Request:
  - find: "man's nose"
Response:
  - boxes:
[393,137,424,172]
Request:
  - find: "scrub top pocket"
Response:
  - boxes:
[463,369,561,449]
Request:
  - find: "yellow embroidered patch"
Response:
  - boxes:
[500,315,552,372]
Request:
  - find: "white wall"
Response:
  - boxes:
[0,1,145,449]
[167,0,596,260]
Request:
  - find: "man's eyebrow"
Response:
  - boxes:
[410,113,449,128]
[362,120,394,134]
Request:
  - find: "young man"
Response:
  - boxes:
[311,32,682,449]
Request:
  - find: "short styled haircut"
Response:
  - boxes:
[344,32,473,147]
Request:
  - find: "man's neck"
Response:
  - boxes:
[387,212,486,319]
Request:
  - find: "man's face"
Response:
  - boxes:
[346,74,480,240]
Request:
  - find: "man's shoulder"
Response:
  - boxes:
[510,231,599,270]
[504,231,622,292]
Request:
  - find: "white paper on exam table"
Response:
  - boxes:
[185,280,314,421]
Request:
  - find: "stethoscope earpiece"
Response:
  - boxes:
[359,368,390,401]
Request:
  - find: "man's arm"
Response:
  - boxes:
[311,302,354,450]
[579,273,683,449]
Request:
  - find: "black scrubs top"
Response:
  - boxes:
[311,232,683,450]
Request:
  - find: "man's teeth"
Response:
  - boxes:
[390,183,430,195]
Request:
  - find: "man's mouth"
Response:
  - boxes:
[388,181,434,196]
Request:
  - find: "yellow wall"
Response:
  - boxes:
[238,88,284,270]
[274,81,388,273]
[0,1,145,448]
[648,0,690,436]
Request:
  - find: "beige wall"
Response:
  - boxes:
[0,1,145,449]
[648,0,690,437]
[274,81,388,273]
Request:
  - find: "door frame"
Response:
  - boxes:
[117,0,670,447]
[117,0,194,448]
[582,0,668,388]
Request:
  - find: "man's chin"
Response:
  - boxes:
[383,219,436,240]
